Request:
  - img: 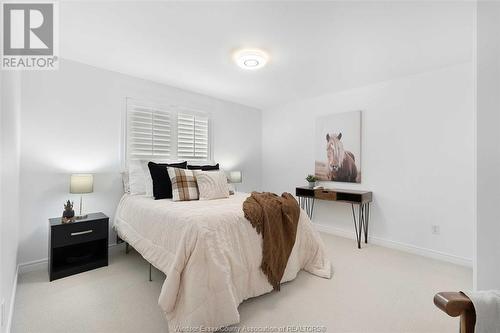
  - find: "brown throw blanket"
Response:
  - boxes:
[243,192,300,291]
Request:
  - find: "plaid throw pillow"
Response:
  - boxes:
[167,167,199,201]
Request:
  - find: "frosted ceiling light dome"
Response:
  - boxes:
[234,49,269,70]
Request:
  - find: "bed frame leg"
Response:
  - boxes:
[121,239,152,282]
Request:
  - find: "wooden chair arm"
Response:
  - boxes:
[434,292,474,316]
[434,292,476,333]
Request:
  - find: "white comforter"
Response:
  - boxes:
[113,193,332,330]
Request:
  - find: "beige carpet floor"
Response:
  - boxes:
[12,233,471,333]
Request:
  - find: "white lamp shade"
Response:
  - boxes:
[229,171,242,184]
[70,174,94,194]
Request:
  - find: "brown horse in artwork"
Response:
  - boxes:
[326,133,358,182]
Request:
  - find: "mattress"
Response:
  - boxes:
[113,192,332,330]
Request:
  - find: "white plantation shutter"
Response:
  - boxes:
[126,101,172,161]
[177,112,210,160]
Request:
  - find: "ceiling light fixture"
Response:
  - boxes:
[234,49,269,70]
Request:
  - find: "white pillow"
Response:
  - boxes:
[194,170,230,200]
[128,160,147,194]
[121,171,130,193]
[142,161,153,197]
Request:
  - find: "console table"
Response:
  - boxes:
[296,186,373,249]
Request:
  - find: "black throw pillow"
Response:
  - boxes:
[187,163,219,171]
[202,163,219,171]
[148,161,187,199]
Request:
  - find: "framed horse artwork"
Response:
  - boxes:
[315,111,361,183]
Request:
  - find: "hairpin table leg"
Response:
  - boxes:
[363,203,370,244]
[299,196,315,220]
[149,263,152,282]
[351,204,362,249]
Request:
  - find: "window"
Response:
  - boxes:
[124,99,212,164]
[126,100,172,161]
[177,112,210,161]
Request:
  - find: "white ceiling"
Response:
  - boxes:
[60,1,474,109]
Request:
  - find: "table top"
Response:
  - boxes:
[49,212,108,227]
[296,186,372,195]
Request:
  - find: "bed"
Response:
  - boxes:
[113,192,332,330]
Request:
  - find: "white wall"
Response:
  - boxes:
[0,71,22,333]
[262,63,474,264]
[18,59,262,265]
[0,71,3,332]
[475,1,500,290]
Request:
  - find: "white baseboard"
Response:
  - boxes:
[18,258,48,274]
[6,265,19,333]
[314,223,473,268]
[18,243,123,274]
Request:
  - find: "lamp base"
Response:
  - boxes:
[75,195,88,220]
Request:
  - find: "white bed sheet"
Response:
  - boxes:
[113,192,332,330]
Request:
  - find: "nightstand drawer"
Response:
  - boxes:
[52,219,108,248]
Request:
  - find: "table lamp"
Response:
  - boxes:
[229,171,242,192]
[70,174,93,219]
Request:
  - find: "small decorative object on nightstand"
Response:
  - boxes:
[62,200,75,223]
[49,212,109,281]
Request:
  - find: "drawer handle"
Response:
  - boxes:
[71,230,93,236]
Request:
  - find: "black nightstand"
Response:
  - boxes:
[49,212,109,281]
